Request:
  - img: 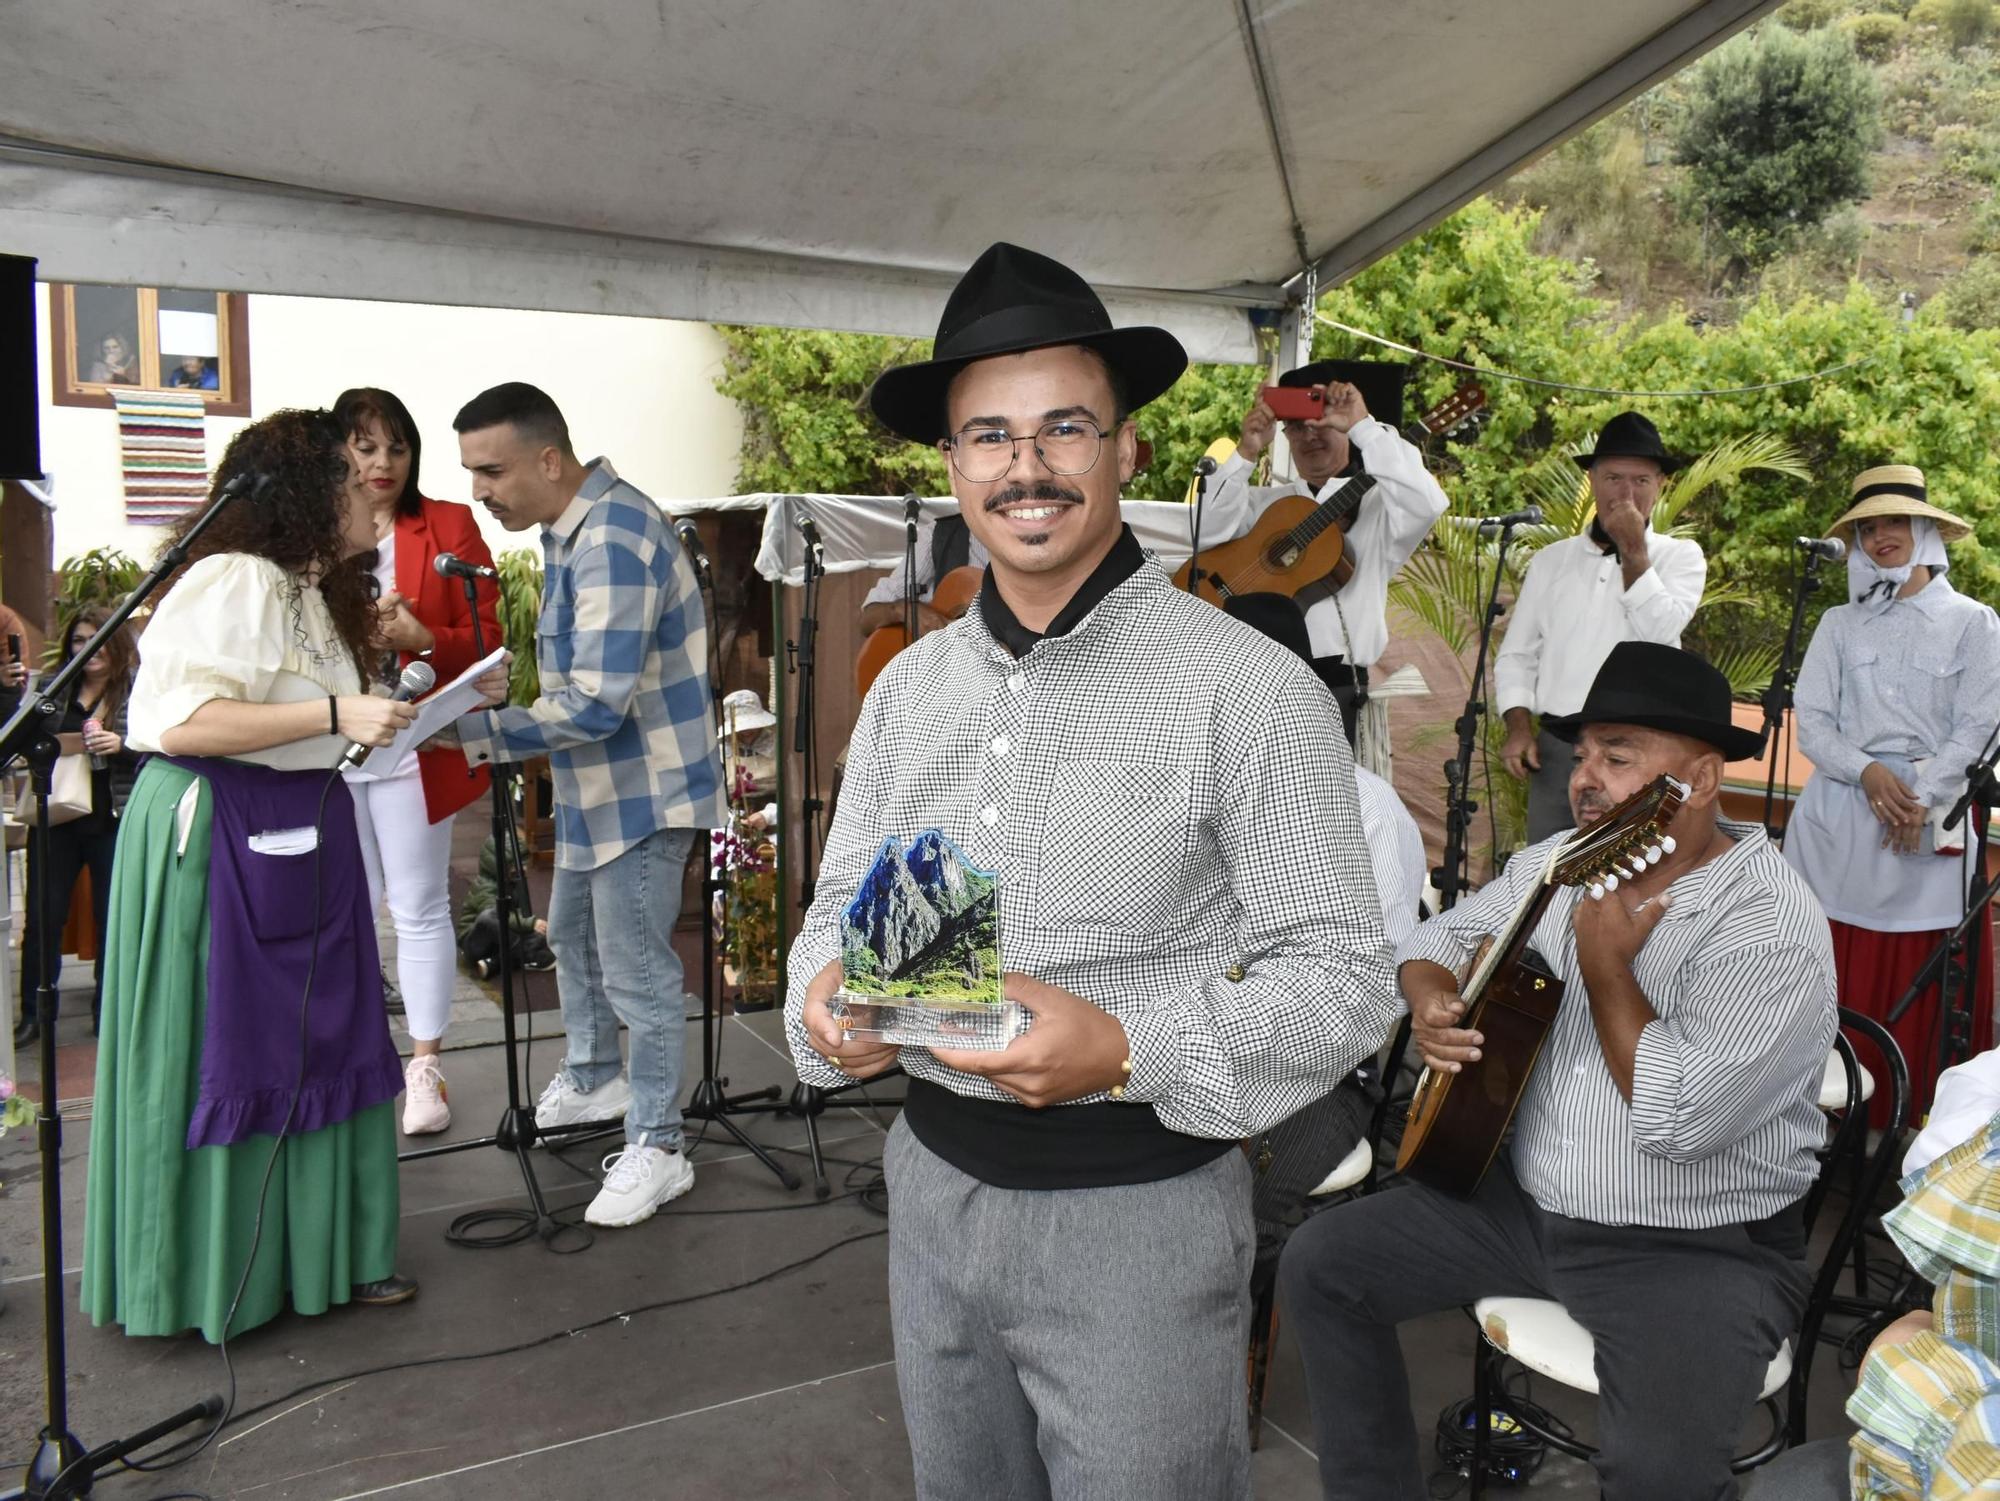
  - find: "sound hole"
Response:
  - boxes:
[1269,542,1301,569]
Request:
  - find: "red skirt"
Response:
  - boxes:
[1830,915,1995,1131]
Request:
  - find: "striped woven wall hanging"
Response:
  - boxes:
[110,388,210,524]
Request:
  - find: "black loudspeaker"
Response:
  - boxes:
[0,253,41,481]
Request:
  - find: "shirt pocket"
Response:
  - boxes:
[536,594,576,680]
[1911,640,1966,726]
[1039,759,1192,932]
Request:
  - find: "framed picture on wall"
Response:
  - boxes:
[49,284,250,416]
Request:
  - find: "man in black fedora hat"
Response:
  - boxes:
[784,242,1398,1499]
[1496,411,1710,842]
[1204,358,1450,748]
[1281,640,1837,1501]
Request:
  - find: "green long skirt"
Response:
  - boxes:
[81,758,398,1342]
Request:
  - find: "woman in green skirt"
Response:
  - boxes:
[84,409,433,1341]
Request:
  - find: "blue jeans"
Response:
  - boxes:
[547,826,695,1149]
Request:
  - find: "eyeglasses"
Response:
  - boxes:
[943,418,1107,483]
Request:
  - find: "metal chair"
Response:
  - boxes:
[1466,1008,1909,1493]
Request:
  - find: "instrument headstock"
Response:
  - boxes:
[1550,774,1689,899]
[1413,382,1489,443]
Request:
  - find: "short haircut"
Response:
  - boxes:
[940,344,1130,436]
[452,382,573,456]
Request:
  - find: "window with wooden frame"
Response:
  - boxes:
[48,284,251,417]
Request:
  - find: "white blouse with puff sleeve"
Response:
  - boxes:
[128,552,364,772]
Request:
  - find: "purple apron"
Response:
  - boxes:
[166,756,404,1150]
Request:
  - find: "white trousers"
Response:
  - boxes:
[349,766,458,1043]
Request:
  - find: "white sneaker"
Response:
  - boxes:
[401,1054,451,1135]
[533,1071,631,1143]
[584,1144,694,1227]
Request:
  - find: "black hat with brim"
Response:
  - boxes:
[1574,410,1687,474]
[1278,358,1409,432]
[1541,640,1763,761]
[868,243,1189,444]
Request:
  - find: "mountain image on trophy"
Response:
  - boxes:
[831,830,1024,1051]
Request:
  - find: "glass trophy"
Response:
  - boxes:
[829,830,1026,1051]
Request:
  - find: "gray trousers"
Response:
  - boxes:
[883,1116,1254,1501]
[1526,725,1575,844]
[1276,1161,1807,1501]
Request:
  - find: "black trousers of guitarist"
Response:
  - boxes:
[1278,1158,1806,1500]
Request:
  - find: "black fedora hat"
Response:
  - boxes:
[1543,641,1762,760]
[1574,411,1686,474]
[1279,358,1409,432]
[868,243,1189,444]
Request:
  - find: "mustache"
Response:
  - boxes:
[986,483,1084,512]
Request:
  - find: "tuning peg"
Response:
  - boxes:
[1588,882,1607,900]
[1661,836,1677,855]
[1602,873,1620,892]
[1646,845,1663,864]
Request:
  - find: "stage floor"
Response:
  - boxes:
[1,995,1854,1499]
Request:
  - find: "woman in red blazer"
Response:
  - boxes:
[337,387,501,1135]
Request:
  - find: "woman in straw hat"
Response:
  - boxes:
[1784,464,2000,1123]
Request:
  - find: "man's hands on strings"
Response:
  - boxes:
[1862,760,1927,855]
[1236,380,1370,466]
[1404,959,1484,1075]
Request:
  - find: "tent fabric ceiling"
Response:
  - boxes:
[0,0,1776,358]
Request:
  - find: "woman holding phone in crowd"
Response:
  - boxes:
[12,606,141,1045]
[336,387,501,1135]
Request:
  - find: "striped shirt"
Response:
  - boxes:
[783,557,1400,1140]
[1398,819,1837,1228]
[459,460,725,870]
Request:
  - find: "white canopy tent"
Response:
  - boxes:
[3,0,1779,363]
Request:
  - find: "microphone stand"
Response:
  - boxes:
[903,498,920,643]
[1760,549,1834,842]
[1433,521,1521,911]
[678,531,799,1191]
[0,483,251,1500]
[397,574,615,1240]
[1187,462,1211,599]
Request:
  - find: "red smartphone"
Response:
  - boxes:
[1261,384,1326,422]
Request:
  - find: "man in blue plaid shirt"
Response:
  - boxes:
[454,383,725,1229]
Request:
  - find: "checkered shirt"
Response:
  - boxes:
[460,460,725,870]
[783,559,1399,1140]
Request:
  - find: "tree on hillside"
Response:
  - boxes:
[1673,25,1883,271]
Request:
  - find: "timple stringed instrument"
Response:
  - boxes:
[1174,382,1486,606]
[1395,773,1689,1198]
[854,563,982,697]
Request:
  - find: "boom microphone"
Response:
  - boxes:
[339,660,435,770]
[1476,506,1543,534]
[1194,456,1218,478]
[434,551,499,582]
[796,513,824,569]
[1796,536,1846,561]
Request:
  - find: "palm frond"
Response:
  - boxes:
[1705,637,1783,700]
[1656,434,1810,532]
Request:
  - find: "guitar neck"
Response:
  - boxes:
[1462,845,1567,1004]
[1281,474,1374,552]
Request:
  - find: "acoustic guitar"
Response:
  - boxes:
[1173,382,1487,606]
[854,563,983,697]
[1394,773,1690,1198]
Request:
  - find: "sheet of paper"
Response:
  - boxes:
[344,646,508,782]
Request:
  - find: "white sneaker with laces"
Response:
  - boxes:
[533,1071,631,1145]
[401,1054,450,1135]
[584,1144,694,1227]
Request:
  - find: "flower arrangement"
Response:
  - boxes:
[0,1070,33,1138]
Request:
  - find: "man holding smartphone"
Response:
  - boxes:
[1201,360,1449,746]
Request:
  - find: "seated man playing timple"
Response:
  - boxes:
[1280,641,1838,1501]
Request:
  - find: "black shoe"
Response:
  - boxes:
[12,1016,38,1049]
[351,1274,418,1307]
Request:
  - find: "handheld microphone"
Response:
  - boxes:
[1194,456,1219,478]
[1796,536,1846,561]
[434,551,499,582]
[796,514,824,569]
[903,494,921,525]
[1476,506,1544,535]
[339,659,435,770]
[674,519,712,590]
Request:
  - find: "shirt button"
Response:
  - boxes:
[991,736,1011,757]
[1225,963,1246,982]
[980,806,1000,827]
[1561,1138,1574,1150]
[1006,673,1025,693]
[1573,1064,1586,1077]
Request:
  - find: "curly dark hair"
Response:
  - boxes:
[158,408,375,675]
[334,386,424,519]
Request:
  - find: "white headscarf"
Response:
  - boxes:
[1848,516,1949,614]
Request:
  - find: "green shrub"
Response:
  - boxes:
[1781,0,1848,27]
[1841,11,1908,56]
[1929,253,2000,326]
[1911,0,1995,47]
